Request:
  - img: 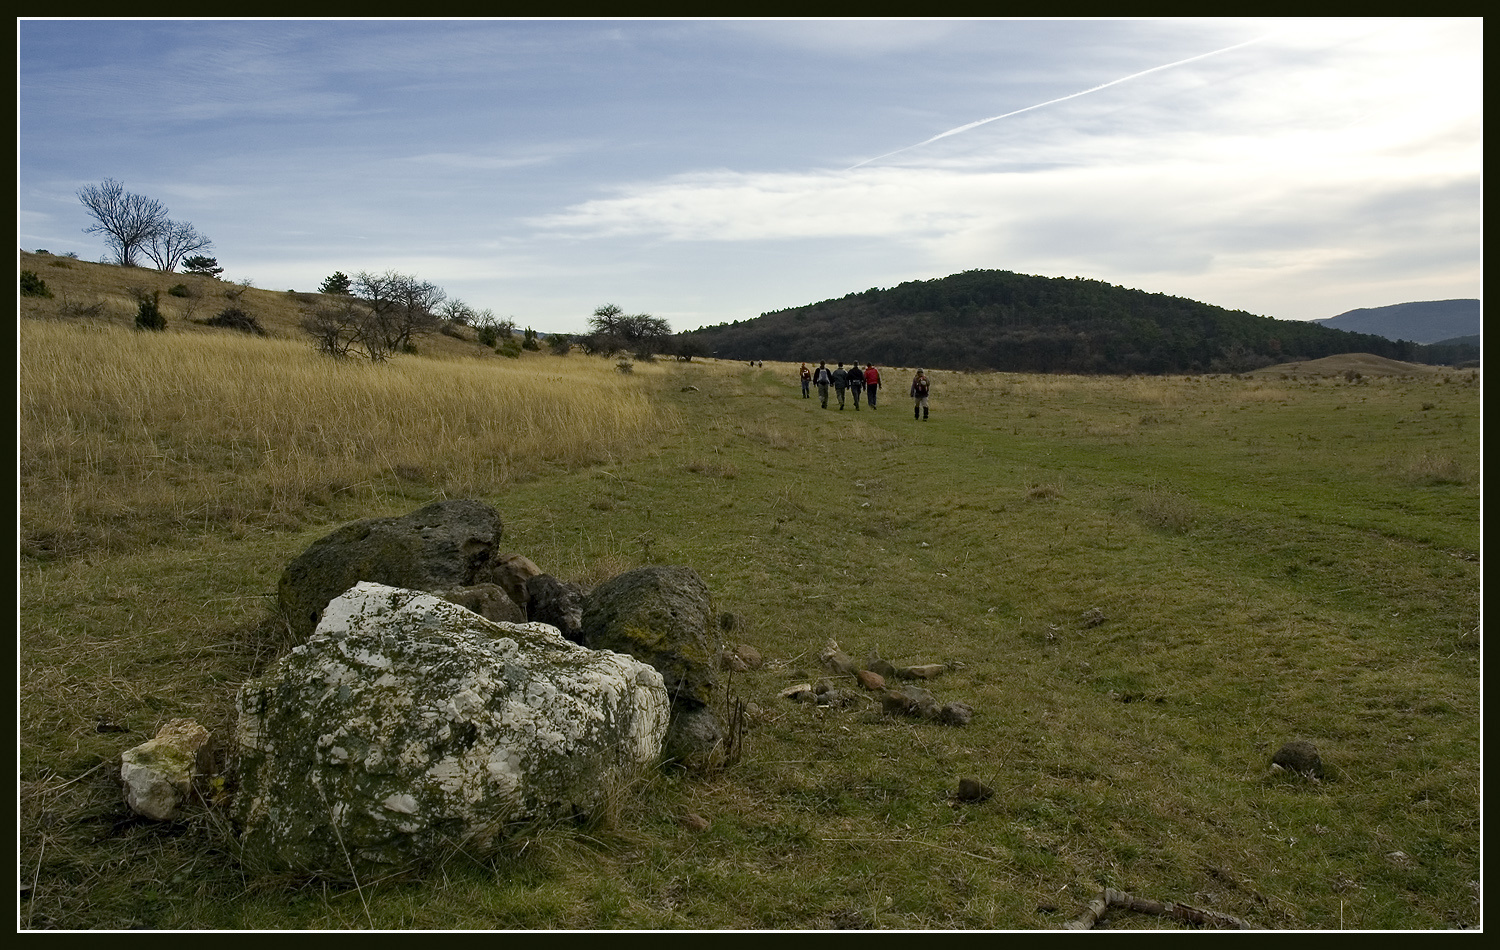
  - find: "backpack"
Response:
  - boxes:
[913,377,929,397]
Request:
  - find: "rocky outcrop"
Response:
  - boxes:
[235,583,669,876]
[276,499,520,641]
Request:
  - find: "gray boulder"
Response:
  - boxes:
[583,566,724,769]
[277,499,515,640]
[583,566,718,708]
[235,583,669,876]
[526,574,587,645]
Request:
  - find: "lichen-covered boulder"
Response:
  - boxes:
[276,499,515,641]
[235,583,669,876]
[582,565,718,707]
[582,566,724,770]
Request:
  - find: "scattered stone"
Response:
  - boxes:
[865,655,897,679]
[681,812,710,832]
[939,701,974,727]
[235,583,669,876]
[817,688,863,709]
[855,669,886,691]
[730,643,763,670]
[819,639,858,676]
[955,777,994,802]
[895,663,947,680]
[120,718,213,821]
[1271,739,1324,778]
[779,683,815,703]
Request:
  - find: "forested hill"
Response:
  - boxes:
[678,270,1471,374]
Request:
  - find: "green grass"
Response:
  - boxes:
[19,358,1479,929]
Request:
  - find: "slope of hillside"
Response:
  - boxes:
[18,251,502,362]
[679,269,1459,375]
[1314,299,1480,344]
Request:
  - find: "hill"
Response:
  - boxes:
[678,270,1476,375]
[1314,299,1480,344]
[17,250,519,362]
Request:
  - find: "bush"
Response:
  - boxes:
[167,283,191,298]
[132,289,165,331]
[206,307,265,335]
[477,325,499,348]
[20,270,53,298]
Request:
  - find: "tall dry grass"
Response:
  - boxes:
[19,320,672,555]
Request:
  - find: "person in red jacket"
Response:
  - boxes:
[863,364,881,409]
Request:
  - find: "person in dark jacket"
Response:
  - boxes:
[831,362,849,409]
[799,363,811,398]
[848,361,864,410]
[910,369,930,420]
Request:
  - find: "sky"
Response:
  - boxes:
[16,17,1482,336]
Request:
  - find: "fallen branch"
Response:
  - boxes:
[1065,887,1256,930]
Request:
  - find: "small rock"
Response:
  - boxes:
[819,639,858,675]
[866,656,898,679]
[120,719,213,821]
[681,812,710,832]
[938,702,974,727]
[855,669,886,691]
[1271,739,1324,778]
[955,777,994,802]
[896,663,946,680]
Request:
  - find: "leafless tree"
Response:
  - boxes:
[77,179,170,267]
[354,270,446,354]
[144,219,214,272]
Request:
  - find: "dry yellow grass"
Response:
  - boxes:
[19,319,673,555]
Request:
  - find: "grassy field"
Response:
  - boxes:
[18,259,1480,930]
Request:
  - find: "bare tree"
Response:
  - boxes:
[354,270,447,355]
[144,219,214,272]
[77,179,170,267]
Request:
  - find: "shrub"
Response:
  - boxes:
[20,270,53,298]
[477,325,499,348]
[131,289,166,331]
[206,307,265,335]
[167,283,191,297]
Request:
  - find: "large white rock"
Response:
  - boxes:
[235,583,669,875]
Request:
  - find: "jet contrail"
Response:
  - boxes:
[846,34,1275,170]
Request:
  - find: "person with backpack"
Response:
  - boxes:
[848,361,865,410]
[831,362,849,409]
[799,363,811,398]
[813,361,833,408]
[910,369,930,420]
[863,364,881,409]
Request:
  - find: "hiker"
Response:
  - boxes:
[799,363,811,398]
[848,362,864,410]
[813,361,833,408]
[831,362,849,409]
[864,363,881,409]
[911,369,930,420]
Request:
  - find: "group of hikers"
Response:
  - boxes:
[799,361,931,420]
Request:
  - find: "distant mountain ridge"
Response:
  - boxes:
[1315,299,1479,344]
[679,270,1476,375]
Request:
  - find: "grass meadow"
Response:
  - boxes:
[17,282,1480,929]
